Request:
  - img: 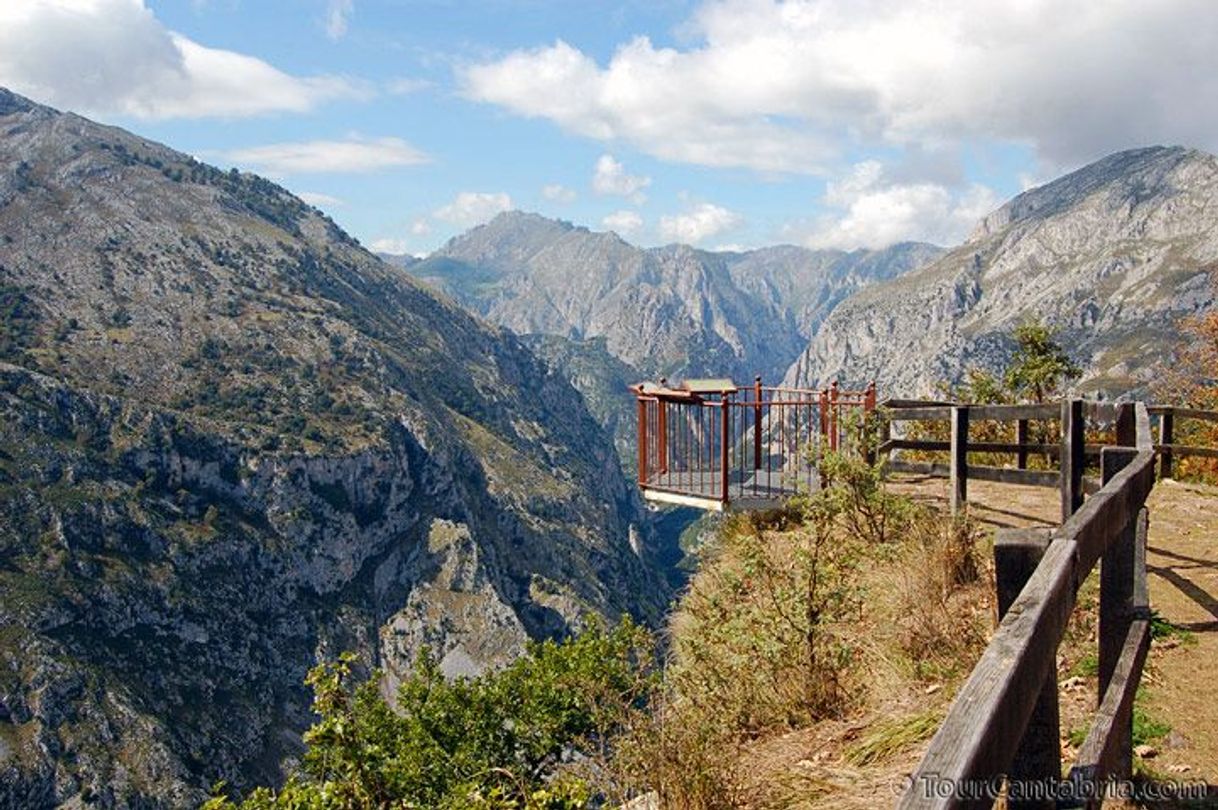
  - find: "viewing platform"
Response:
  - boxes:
[629,377,876,511]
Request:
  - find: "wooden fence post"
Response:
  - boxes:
[1099,445,1138,782]
[1160,409,1174,479]
[1016,418,1029,470]
[1115,402,1136,448]
[950,405,969,516]
[995,527,1060,810]
[1061,399,1085,521]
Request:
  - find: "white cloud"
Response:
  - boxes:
[298,191,344,207]
[371,237,410,254]
[659,202,742,245]
[324,0,353,40]
[602,209,643,236]
[462,0,1218,172]
[542,183,577,203]
[224,136,429,174]
[0,0,367,120]
[592,154,651,203]
[410,218,432,235]
[796,160,1001,250]
[386,76,431,95]
[433,191,513,227]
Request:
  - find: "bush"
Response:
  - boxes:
[204,618,655,810]
[612,448,926,806]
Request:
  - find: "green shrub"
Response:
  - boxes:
[204,618,655,809]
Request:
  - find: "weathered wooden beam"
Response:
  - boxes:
[886,459,952,477]
[1068,450,1155,576]
[1099,447,1137,782]
[1061,399,1085,521]
[888,405,954,421]
[1017,418,1029,470]
[995,528,1060,810]
[1159,410,1174,478]
[1156,442,1218,460]
[951,406,969,516]
[1158,405,1218,422]
[1064,618,1150,807]
[966,465,1060,488]
[1085,401,1121,422]
[881,398,956,409]
[969,404,1060,421]
[1115,402,1136,448]
[887,438,952,452]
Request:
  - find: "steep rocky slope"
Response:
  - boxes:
[0,88,667,807]
[413,213,941,385]
[787,147,1218,395]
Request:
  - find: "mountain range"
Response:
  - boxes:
[0,87,668,807]
[4,78,1218,810]
[787,146,1218,395]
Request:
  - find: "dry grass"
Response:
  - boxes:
[617,468,999,808]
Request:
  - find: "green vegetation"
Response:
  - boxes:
[204,620,655,810]
[0,282,41,363]
[1153,271,1218,481]
[1003,322,1082,403]
[1149,610,1196,645]
[201,446,991,809]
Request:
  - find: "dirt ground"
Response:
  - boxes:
[891,473,1218,794]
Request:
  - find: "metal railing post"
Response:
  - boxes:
[721,399,731,505]
[637,397,648,486]
[753,375,763,470]
[829,380,840,452]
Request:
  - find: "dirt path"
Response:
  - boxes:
[892,473,1218,786]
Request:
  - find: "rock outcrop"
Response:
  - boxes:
[0,88,667,807]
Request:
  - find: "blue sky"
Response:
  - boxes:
[2,1,1217,255]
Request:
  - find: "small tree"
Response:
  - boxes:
[1003,321,1081,403]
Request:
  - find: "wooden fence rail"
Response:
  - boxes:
[1148,404,1218,478]
[897,402,1156,809]
[879,399,1218,519]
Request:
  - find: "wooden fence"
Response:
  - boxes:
[880,399,1218,519]
[1148,405,1218,478]
[898,402,1156,808]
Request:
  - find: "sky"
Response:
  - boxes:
[1,1,1217,256]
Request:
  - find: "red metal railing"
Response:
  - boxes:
[631,378,876,508]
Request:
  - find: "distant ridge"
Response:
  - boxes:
[413,210,943,384]
[786,145,1218,395]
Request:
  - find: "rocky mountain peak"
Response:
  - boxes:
[792,145,1218,396]
[968,145,1213,241]
[0,86,41,115]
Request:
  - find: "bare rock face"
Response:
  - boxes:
[413,212,942,385]
[0,87,668,807]
[786,146,1218,396]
